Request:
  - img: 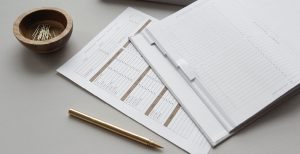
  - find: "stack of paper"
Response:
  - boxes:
[58,8,210,154]
[131,0,300,146]
[58,0,300,153]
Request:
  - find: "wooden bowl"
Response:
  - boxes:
[13,7,73,53]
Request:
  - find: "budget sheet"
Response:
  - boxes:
[57,8,210,154]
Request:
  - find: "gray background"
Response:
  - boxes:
[1,0,300,153]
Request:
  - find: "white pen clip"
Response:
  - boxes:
[142,29,168,56]
[176,59,197,81]
[142,29,155,45]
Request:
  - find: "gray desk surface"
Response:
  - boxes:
[1,0,300,153]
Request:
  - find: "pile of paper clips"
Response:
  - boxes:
[32,24,56,41]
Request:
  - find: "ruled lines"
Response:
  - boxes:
[57,9,210,154]
[145,87,167,116]
[82,14,201,142]
[134,20,151,35]
[89,19,151,83]
[121,66,151,101]
[85,18,197,138]
[164,104,181,127]
[89,48,124,82]
[89,40,199,139]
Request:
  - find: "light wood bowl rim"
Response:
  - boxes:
[13,7,73,45]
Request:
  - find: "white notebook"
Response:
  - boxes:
[131,0,300,146]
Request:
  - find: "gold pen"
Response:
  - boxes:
[68,109,163,149]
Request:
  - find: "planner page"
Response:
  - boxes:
[57,8,210,154]
[235,0,300,60]
[146,0,300,126]
[131,33,230,146]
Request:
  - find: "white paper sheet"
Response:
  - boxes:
[235,0,300,60]
[131,33,230,146]
[133,0,300,145]
[57,8,210,154]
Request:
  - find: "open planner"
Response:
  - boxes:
[131,0,300,146]
[58,8,210,154]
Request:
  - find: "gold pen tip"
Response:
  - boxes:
[149,141,163,149]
